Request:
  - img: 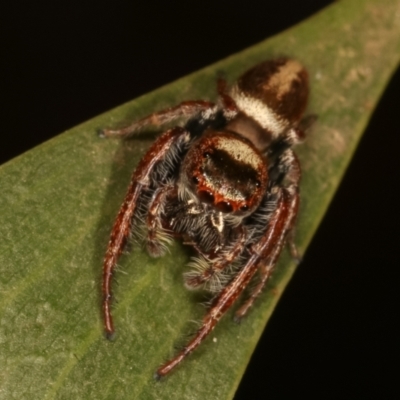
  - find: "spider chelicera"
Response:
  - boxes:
[101,58,312,378]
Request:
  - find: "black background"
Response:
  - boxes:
[1,1,399,398]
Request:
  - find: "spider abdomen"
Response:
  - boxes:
[230,58,309,140]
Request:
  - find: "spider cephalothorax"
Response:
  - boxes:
[101,58,311,378]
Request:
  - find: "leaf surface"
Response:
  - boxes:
[0,0,399,398]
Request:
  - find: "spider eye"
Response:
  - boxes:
[255,180,261,188]
[192,176,200,185]
[240,204,249,212]
[215,201,233,213]
[203,152,211,159]
[198,190,214,204]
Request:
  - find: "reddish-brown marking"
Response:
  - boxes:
[185,130,267,213]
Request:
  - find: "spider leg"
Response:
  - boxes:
[102,126,189,339]
[234,241,282,322]
[155,189,292,379]
[217,78,238,114]
[146,184,176,257]
[101,100,216,138]
[283,114,318,146]
[235,149,301,321]
[234,188,299,321]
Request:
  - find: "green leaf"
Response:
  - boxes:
[1,0,399,398]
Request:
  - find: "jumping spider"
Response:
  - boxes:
[101,58,311,378]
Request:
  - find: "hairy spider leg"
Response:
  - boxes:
[101,100,216,138]
[217,78,238,114]
[146,184,177,257]
[234,149,301,321]
[234,150,300,320]
[234,237,284,322]
[102,126,189,339]
[155,188,294,378]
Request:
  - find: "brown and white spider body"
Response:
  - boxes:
[101,58,311,378]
